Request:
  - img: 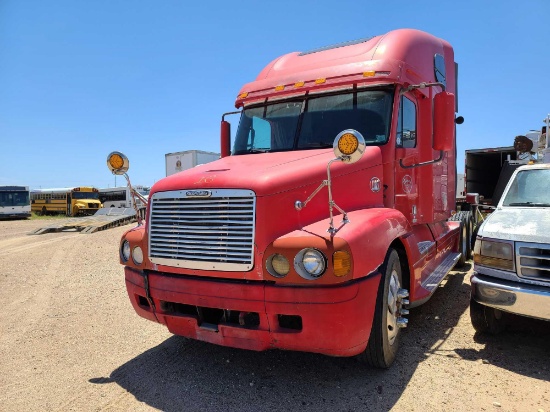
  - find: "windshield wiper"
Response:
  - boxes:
[300,143,332,149]
[508,202,550,207]
[234,148,271,155]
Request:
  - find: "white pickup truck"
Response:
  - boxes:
[470,162,550,333]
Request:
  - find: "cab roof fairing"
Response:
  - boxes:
[234,28,454,108]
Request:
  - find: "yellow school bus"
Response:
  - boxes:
[30,187,102,216]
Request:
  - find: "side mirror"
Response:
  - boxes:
[107,151,129,175]
[333,129,366,164]
[433,91,455,151]
[106,151,147,224]
[220,120,231,158]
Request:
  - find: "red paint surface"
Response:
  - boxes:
[119,28,462,356]
[125,267,380,356]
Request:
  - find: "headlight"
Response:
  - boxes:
[295,248,326,279]
[121,240,131,262]
[473,239,514,271]
[266,254,290,277]
[132,246,143,265]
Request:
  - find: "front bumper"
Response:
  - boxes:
[125,267,381,356]
[471,273,550,321]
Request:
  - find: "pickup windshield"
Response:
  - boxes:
[233,89,393,155]
[502,169,550,207]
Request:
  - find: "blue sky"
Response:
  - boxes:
[1,0,548,189]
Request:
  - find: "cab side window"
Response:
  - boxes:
[396,96,417,148]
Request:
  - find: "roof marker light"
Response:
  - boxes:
[294,81,305,88]
[275,85,285,91]
[315,78,326,84]
[363,71,376,77]
[239,92,249,98]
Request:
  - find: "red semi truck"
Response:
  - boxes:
[108,29,468,368]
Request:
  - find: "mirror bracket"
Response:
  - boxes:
[295,129,365,236]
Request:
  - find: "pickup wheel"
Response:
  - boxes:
[470,298,506,334]
[357,249,405,368]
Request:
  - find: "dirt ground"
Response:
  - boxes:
[1,218,549,412]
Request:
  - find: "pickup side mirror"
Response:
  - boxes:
[433,91,455,151]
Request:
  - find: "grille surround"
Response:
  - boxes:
[149,189,256,271]
[516,241,550,283]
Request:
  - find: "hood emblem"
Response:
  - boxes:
[186,190,212,198]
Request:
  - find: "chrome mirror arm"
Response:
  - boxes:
[118,172,146,226]
[294,129,365,237]
[295,158,350,236]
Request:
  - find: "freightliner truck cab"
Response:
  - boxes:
[108,29,469,368]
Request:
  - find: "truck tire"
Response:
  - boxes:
[451,211,472,267]
[465,212,474,259]
[469,298,506,334]
[471,223,480,256]
[357,249,405,368]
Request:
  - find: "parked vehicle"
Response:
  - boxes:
[458,122,549,254]
[165,150,219,176]
[99,186,148,208]
[109,29,469,368]
[31,187,102,216]
[0,186,30,219]
[470,116,550,332]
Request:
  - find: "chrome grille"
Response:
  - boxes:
[149,189,255,271]
[516,242,550,283]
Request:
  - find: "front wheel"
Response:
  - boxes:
[357,249,408,368]
[470,298,507,334]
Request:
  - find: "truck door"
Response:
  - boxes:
[394,94,419,224]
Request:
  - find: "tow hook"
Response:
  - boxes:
[396,288,409,328]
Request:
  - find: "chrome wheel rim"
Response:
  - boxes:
[386,268,400,346]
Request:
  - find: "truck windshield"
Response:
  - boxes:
[233,89,393,154]
[502,169,550,207]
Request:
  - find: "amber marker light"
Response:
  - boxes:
[294,81,305,88]
[109,153,124,170]
[363,71,376,77]
[267,254,290,278]
[315,78,326,84]
[239,92,249,98]
[275,85,285,91]
[337,133,359,156]
[333,251,351,277]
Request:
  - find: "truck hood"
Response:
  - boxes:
[152,147,383,197]
[479,207,550,243]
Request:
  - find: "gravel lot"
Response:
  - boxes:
[1,218,549,412]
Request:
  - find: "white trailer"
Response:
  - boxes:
[165,150,220,177]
